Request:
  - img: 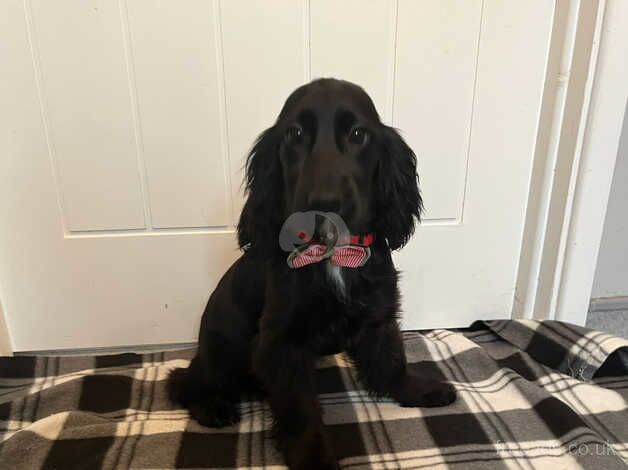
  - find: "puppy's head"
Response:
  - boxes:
[238,78,422,254]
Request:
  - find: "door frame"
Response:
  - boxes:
[0,294,12,355]
[515,0,628,325]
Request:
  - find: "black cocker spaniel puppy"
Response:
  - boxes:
[168,78,456,469]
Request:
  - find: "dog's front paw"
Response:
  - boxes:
[290,456,339,470]
[283,431,339,470]
[292,461,339,470]
[188,396,241,428]
[394,375,456,408]
[416,380,457,407]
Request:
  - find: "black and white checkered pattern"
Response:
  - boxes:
[1,320,627,469]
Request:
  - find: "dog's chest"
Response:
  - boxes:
[301,291,363,356]
[325,263,346,298]
[310,318,351,355]
[285,263,371,354]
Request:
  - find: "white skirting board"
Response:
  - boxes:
[589,296,628,312]
[14,342,196,357]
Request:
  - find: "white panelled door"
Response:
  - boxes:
[1,0,554,350]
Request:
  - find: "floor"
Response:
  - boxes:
[586,309,628,339]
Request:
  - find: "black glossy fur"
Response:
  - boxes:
[167,79,456,469]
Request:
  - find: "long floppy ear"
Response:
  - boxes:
[375,126,423,250]
[237,126,283,251]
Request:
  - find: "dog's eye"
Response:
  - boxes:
[349,127,369,145]
[285,125,303,143]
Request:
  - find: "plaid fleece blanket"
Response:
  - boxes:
[1,320,627,469]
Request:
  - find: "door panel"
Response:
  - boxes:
[220,0,306,222]
[0,0,554,349]
[29,0,146,232]
[126,0,229,229]
[310,0,395,121]
[395,0,482,221]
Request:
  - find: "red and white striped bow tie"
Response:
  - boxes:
[286,234,374,269]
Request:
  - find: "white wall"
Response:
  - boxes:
[592,100,628,298]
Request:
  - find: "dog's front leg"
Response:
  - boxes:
[349,320,456,407]
[253,336,337,470]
